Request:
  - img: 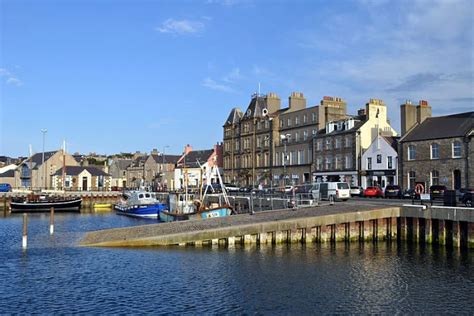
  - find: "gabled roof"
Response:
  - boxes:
[224,107,243,126]
[242,95,268,120]
[150,154,182,164]
[111,158,132,170]
[53,166,110,176]
[382,135,400,151]
[129,155,147,168]
[179,149,214,168]
[0,169,15,177]
[400,111,474,142]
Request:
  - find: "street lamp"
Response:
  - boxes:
[41,129,47,190]
[280,133,291,186]
[162,145,170,191]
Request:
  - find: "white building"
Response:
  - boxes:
[361,135,399,189]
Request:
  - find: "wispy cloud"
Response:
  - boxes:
[206,0,252,6]
[202,77,235,93]
[156,18,205,35]
[0,68,22,86]
[222,68,244,83]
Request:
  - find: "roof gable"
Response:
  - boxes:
[401,111,474,142]
[53,166,110,176]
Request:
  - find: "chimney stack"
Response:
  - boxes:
[265,92,281,114]
[400,99,432,136]
[288,92,306,112]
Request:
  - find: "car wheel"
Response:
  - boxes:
[465,199,472,207]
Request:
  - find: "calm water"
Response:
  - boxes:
[0,212,473,314]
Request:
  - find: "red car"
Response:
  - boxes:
[364,186,384,198]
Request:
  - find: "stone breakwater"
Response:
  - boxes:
[80,203,474,248]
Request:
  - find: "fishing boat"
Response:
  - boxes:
[114,190,167,219]
[159,161,234,222]
[10,195,82,212]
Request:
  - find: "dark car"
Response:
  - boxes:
[430,185,447,200]
[294,184,313,194]
[461,192,473,207]
[384,185,402,198]
[239,186,253,193]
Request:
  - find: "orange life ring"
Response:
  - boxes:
[415,184,424,195]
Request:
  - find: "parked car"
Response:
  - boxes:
[295,184,314,194]
[461,192,472,207]
[311,182,351,201]
[429,185,447,200]
[402,188,419,199]
[364,186,384,198]
[350,186,362,197]
[239,186,253,193]
[457,188,474,201]
[384,185,402,199]
[0,183,11,192]
[223,183,239,192]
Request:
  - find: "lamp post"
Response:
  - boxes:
[280,133,291,187]
[162,145,169,191]
[41,129,47,190]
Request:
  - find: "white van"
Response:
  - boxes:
[311,182,351,201]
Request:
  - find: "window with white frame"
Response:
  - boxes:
[431,170,439,185]
[409,171,416,189]
[280,119,283,128]
[303,114,307,123]
[345,154,352,169]
[345,136,352,148]
[287,118,292,127]
[377,154,382,164]
[325,156,332,170]
[452,141,462,158]
[316,157,322,170]
[295,116,299,125]
[325,139,332,150]
[316,140,322,151]
[367,157,372,170]
[335,155,342,169]
[387,156,393,169]
[430,143,439,159]
[408,145,416,160]
[335,137,341,149]
[312,112,316,122]
[295,132,299,142]
[303,130,308,141]
[290,151,297,165]
[264,120,269,129]
[257,121,261,130]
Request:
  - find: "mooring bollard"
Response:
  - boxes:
[329,195,334,205]
[50,207,55,235]
[3,197,7,217]
[22,213,28,250]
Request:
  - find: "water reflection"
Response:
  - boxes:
[0,213,472,314]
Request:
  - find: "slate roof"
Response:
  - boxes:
[382,135,400,151]
[0,169,15,177]
[224,107,243,126]
[315,119,365,137]
[179,149,214,168]
[111,159,132,170]
[53,166,110,176]
[129,155,148,168]
[242,95,268,120]
[400,111,474,142]
[150,154,181,164]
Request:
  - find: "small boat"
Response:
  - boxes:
[114,190,166,219]
[93,203,113,211]
[10,195,82,212]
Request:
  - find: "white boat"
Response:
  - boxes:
[114,190,166,219]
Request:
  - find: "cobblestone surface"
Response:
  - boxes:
[80,202,387,245]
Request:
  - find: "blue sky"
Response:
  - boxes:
[1,0,473,157]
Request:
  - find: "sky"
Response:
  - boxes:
[1,0,473,157]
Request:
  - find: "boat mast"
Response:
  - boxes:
[62,139,66,192]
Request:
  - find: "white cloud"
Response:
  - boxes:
[223,68,244,83]
[202,77,235,93]
[6,77,22,86]
[156,18,205,35]
[0,67,22,86]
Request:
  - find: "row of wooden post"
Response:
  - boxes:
[22,207,55,250]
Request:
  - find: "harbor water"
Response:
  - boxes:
[0,212,473,314]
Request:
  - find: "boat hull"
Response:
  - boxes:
[160,206,233,222]
[10,198,82,212]
[159,211,189,222]
[114,203,167,219]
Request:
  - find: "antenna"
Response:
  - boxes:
[29,144,33,157]
[258,82,261,95]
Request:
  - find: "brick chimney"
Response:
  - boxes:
[416,100,432,124]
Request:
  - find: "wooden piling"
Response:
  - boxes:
[22,213,28,250]
[3,197,7,217]
[50,207,55,235]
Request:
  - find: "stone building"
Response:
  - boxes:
[144,152,181,191]
[222,92,349,188]
[126,155,148,189]
[52,166,112,191]
[312,99,398,186]
[15,150,79,189]
[108,158,132,189]
[398,108,473,191]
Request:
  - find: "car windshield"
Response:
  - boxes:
[337,183,349,189]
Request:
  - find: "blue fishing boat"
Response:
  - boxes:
[114,190,166,219]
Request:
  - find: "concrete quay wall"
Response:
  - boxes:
[80,204,474,249]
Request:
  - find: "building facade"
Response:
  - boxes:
[399,108,473,191]
[312,99,398,186]
[52,166,112,191]
[361,135,399,188]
